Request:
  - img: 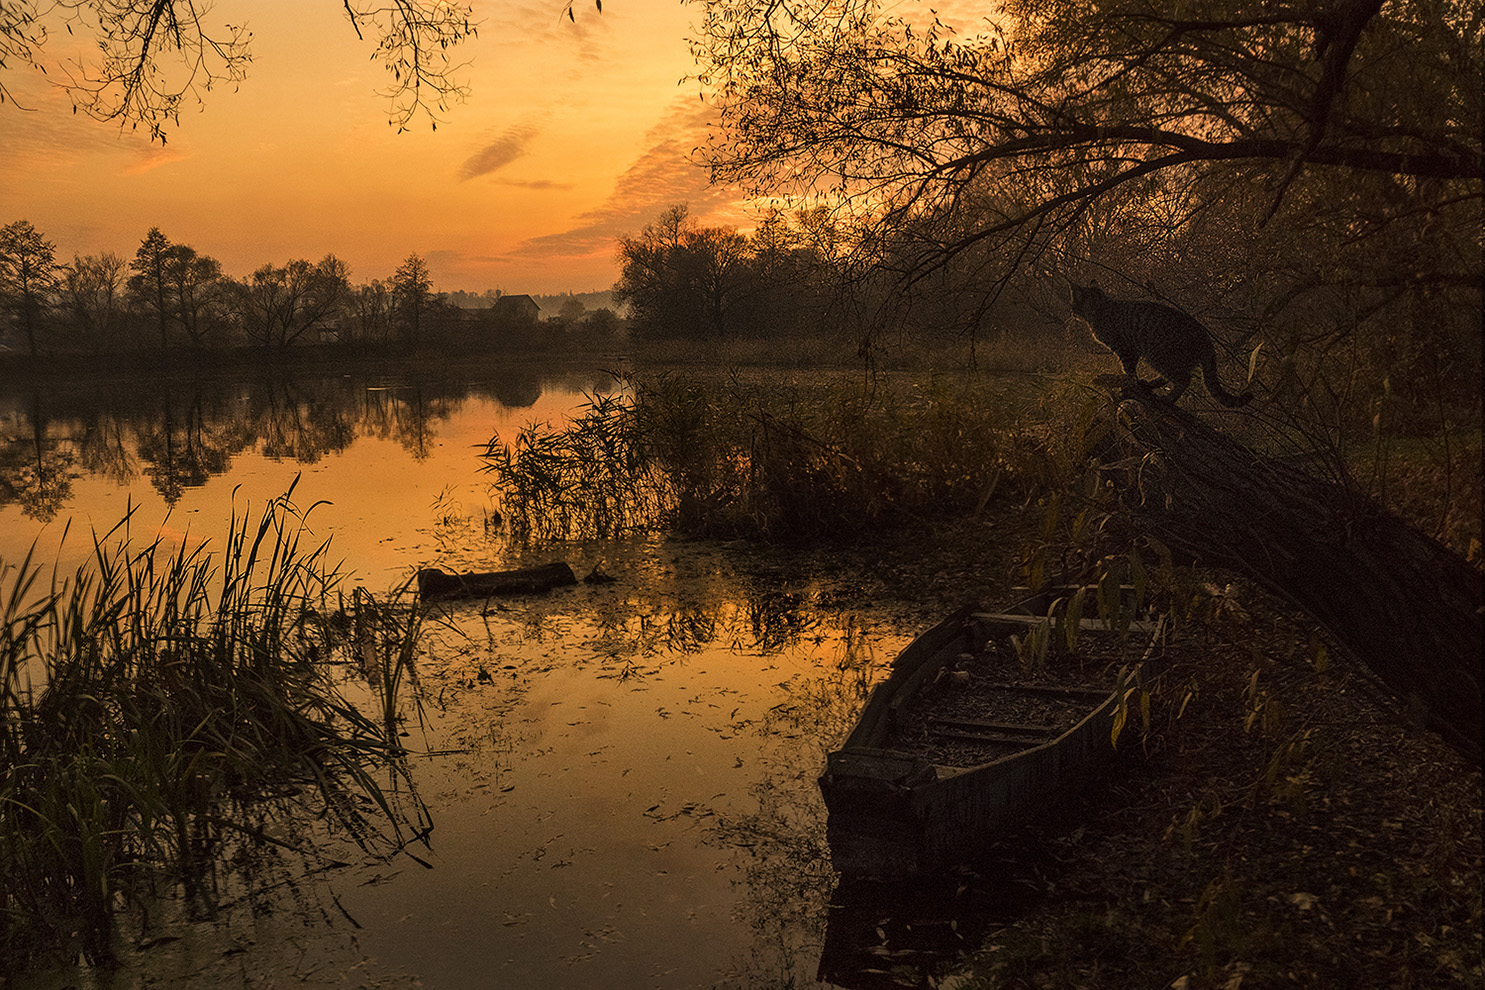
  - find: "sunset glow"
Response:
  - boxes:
[0,1,741,295]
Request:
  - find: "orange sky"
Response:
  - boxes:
[0,1,749,295]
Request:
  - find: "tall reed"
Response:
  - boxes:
[0,482,428,973]
[481,372,1076,542]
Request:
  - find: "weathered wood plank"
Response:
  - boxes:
[1102,391,1482,761]
[416,562,578,601]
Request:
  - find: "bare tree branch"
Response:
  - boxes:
[2,1,483,140]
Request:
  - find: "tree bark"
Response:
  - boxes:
[417,562,578,601]
[1099,391,1482,763]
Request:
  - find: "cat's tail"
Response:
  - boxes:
[1203,354,1254,408]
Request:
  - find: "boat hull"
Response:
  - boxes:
[821,691,1119,877]
[820,604,1158,878]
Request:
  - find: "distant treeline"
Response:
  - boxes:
[611,204,1056,352]
[0,221,623,361]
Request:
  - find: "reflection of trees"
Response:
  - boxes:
[746,591,823,653]
[247,376,358,463]
[356,384,466,461]
[474,368,543,410]
[136,385,250,504]
[0,393,77,521]
[702,613,887,989]
[75,409,138,484]
[565,594,902,989]
[418,564,906,987]
[392,388,450,461]
[0,359,617,516]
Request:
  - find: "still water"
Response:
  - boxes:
[1,359,1006,989]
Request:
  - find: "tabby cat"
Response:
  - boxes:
[1069,283,1252,408]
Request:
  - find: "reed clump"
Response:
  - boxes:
[481,372,1086,542]
[0,485,427,973]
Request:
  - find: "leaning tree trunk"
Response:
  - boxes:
[1096,390,1482,763]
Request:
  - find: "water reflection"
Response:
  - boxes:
[137,383,248,502]
[0,359,614,519]
[352,543,915,988]
[4,361,1032,988]
[0,392,77,520]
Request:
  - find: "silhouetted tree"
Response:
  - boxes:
[692,0,1478,281]
[232,255,351,348]
[614,205,757,340]
[392,253,433,346]
[0,220,59,356]
[691,0,1481,419]
[127,227,173,353]
[348,279,394,345]
[61,252,127,353]
[163,243,225,347]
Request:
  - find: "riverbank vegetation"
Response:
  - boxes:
[0,485,429,974]
[480,372,1090,543]
[0,355,1477,984]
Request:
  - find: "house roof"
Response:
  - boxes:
[492,294,540,313]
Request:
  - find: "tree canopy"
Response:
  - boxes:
[614,204,848,341]
[0,219,59,356]
[689,0,1482,427]
[689,0,1480,294]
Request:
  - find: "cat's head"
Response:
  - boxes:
[1068,282,1104,316]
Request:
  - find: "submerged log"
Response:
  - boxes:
[1099,391,1482,762]
[417,562,578,601]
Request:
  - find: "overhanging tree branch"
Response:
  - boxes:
[691,0,1482,286]
[4,0,483,139]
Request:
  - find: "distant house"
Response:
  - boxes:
[491,294,541,323]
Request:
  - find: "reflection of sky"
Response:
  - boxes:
[1,361,1000,988]
[17,510,916,988]
[0,374,600,588]
[322,575,907,988]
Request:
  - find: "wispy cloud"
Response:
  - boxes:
[491,0,613,74]
[124,146,190,175]
[0,80,146,176]
[459,123,540,180]
[517,97,743,259]
[497,177,574,191]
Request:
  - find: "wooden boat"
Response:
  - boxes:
[819,592,1163,879]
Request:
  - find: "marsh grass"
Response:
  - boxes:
[0,483,429,973]
[481,372,1087,543]
[352,584,426,746]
